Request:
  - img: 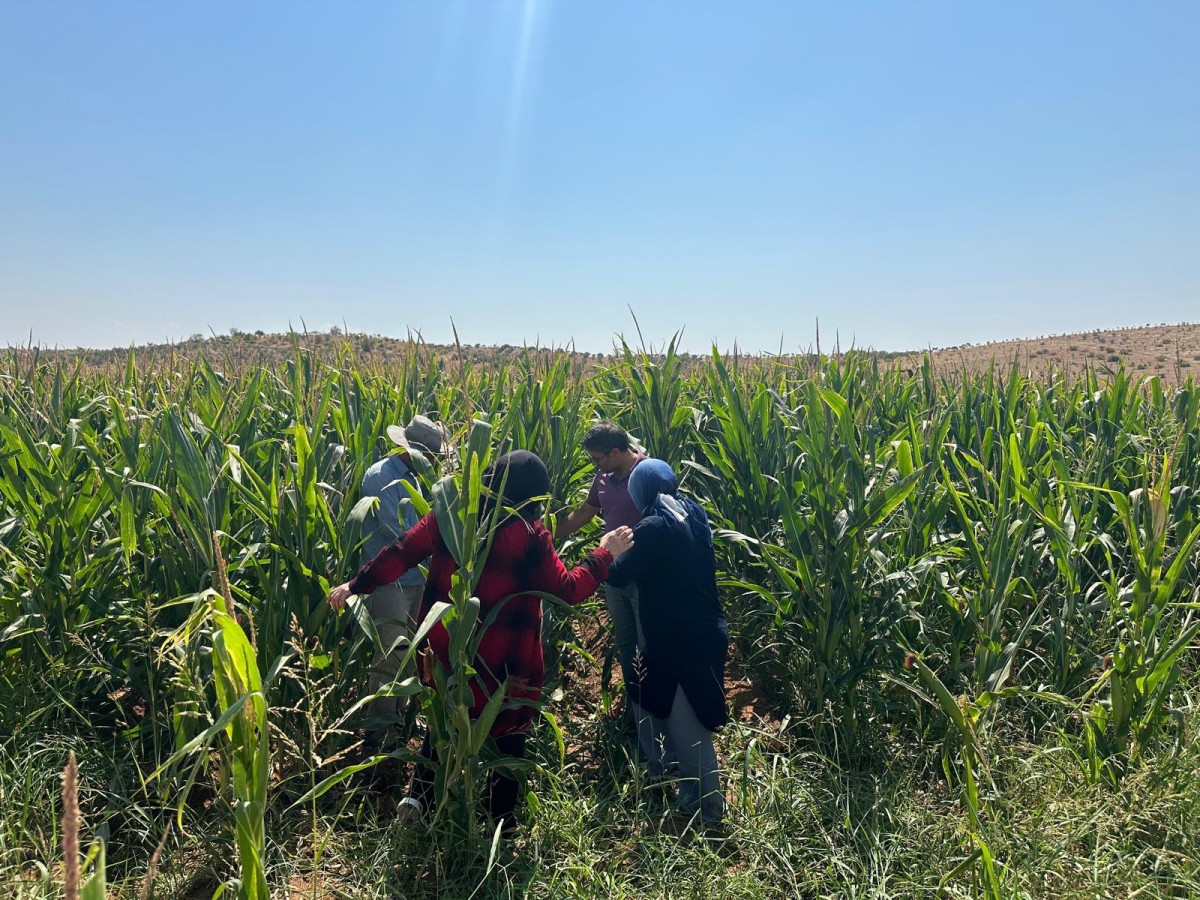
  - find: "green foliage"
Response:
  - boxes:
[2,342,1199,896]
[157,585,270,900]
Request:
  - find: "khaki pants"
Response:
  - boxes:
[365,581,424,723]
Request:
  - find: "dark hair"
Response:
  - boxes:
[482,450,551,522]
[582,422,631,455]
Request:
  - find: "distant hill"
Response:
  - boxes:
[8,329,620,370]
[912,322,1200,385]
[10,322,1200,384]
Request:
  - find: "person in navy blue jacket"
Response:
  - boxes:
[606,459,728,825]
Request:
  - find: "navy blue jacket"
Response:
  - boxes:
[607,510,729,731]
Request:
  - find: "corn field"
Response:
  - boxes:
[2,337,1199,898]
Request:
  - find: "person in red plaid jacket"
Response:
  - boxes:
[327,450,633,831]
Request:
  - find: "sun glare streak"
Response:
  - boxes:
[502,0,543,173]
[480,0,546,283]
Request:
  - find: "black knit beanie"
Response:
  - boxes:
[483,450,551,521]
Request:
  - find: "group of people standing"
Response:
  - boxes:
[325,419,729,835]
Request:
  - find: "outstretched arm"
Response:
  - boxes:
[532,526,632,604]
[553,501,599,542]
[327,511,438,610]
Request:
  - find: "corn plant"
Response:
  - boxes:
[5,337,1200,893]
[898,654,1015,900]
[601,333,698,468]
[420,418,516,842]
[498,352,592,511]
[938,434,1047,702]
[0,410,123,662]
[493,353,597,676]
[693,348,793,547]
[791,375,924,717]
[156,545,272,899]
[1079,460,1200,785]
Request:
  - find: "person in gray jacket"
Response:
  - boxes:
[358,414,447,738]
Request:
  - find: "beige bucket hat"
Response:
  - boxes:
[386,414,447,457]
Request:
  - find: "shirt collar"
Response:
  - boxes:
[609,452,646,485]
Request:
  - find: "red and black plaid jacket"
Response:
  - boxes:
[349,511,612,736]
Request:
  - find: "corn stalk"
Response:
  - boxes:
[155,569,272,899]
[1077,460,1200,784]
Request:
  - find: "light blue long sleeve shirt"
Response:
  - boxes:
[359,455,425,586]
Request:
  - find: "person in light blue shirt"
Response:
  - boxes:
[358,414,447,736]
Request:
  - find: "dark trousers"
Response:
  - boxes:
[410,730,527,823]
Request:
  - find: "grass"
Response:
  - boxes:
[7,607,1200,900]
[9,714,1197,898]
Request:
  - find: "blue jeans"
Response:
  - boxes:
[605,582,676,774]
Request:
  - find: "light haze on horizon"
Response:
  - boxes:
[1,2,1197,354]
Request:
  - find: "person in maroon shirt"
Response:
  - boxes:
[327,450,633,830]
[554,422,675,776]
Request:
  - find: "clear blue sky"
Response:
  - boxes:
[2,2,1197,353]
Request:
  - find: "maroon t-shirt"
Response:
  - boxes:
[586,453,647,531]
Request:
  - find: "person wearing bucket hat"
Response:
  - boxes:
[355,414,450,745]
[385,414,447,461]
[327,449,634,833]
